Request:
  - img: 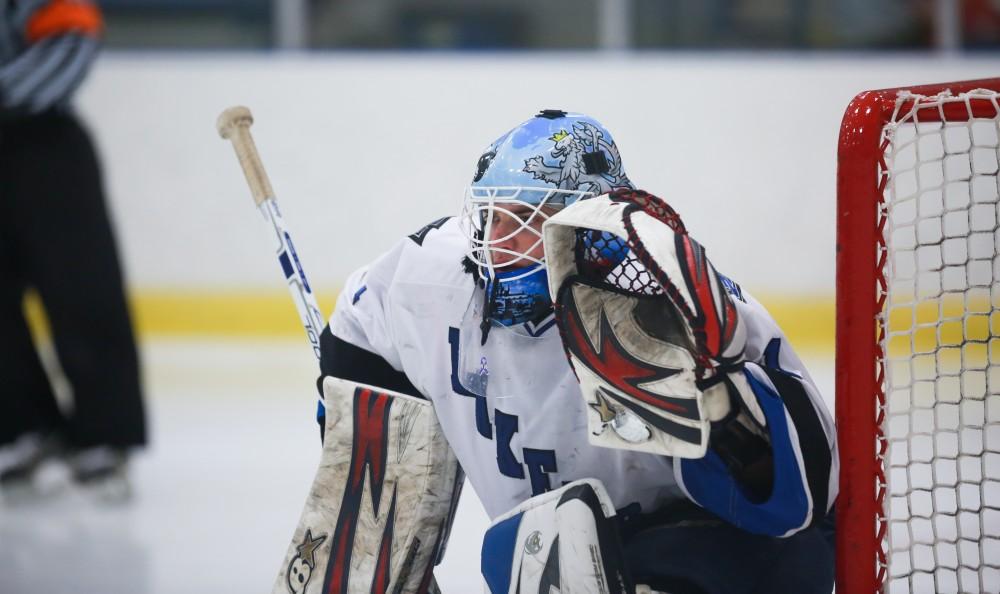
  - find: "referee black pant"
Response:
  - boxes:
[0,110,146,449]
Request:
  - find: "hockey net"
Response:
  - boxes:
[837,79,1000,593]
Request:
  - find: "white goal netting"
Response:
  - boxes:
[881,88,1000,594]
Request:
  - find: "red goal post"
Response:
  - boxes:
[836,78,1000,593]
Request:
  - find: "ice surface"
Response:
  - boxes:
[0,339,834,593]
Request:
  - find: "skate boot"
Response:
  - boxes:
[0,432,66,502]
[68,446,132,503]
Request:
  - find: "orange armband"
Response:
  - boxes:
[25,0,103,43]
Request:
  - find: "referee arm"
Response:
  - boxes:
[1,0,103,116]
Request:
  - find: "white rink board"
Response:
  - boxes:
[76,52,998,296]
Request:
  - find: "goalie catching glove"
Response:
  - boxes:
[543,189,766,460]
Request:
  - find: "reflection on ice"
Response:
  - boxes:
[1,486,151,593]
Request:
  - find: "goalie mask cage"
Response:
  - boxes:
[836,78,1000,593]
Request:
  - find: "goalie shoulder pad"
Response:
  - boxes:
[481,479,633,594]
[273,377,462,594]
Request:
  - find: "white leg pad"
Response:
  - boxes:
[273,377,462,594]
[481,479,633,594]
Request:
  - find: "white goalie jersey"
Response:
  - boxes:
[329,216,836,531]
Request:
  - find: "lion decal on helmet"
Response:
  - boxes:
[523,121,631,195]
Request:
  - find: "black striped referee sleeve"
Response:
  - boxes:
[0,0,102,114]
[0,34,97,113]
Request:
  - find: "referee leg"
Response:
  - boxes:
[0,247,65,445]
[3,112,146,449]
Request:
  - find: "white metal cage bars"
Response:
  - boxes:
[836,78,1000,594]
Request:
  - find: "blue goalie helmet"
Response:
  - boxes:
[461,109,634,328]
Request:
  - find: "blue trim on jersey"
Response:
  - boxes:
[678,368,811,536]
[763,337,782,371]
[763,337,803,379]
[448,327,493,438]
[524,315,557,337]
[482,512,523,594]
[717,273,746,303]
[523,448,557,495]
[351,285,367,304]
[495,410,525,479]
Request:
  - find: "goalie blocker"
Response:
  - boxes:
[273,377,462,594]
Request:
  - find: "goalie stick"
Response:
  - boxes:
[217,106,326,360]
[216,107,462,594]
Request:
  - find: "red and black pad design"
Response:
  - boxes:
[322,387,394,594]
[274,377,459,594]
[672,233,739,364]
[369,488,398,593]
[555,277,704,445]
